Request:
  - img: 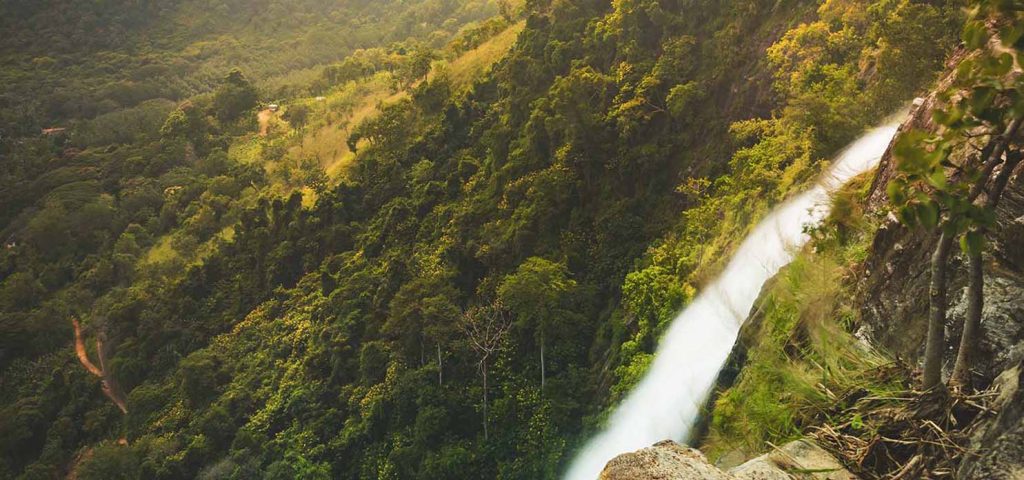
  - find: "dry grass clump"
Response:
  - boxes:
[811,378,998,479]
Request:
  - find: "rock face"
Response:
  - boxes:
[958,363,1024,479]
[852,48,1024,477]
[856,54,1024,386]
[857,170,1024,385]
[698,47,1024,478]
[599,440,856,480]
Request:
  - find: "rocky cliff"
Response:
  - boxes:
[854,58,1024,479]
[858,48,1024,387]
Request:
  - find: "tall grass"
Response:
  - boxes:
[702,175,901,461]
[437,21,525,89]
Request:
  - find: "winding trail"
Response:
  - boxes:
[257,108,273,137]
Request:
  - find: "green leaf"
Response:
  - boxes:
[943,219,963,236]
[933,107,964,127]
[956,58,977,82]
[994,53,1014,76]
[887,180,907,205]
[851,413,865,430]
[917,202,939,229]
[897,205,917,226]
[927,170,948,190]
[969,86,997,114]
[1000,24,1024,47]
[961,230,985,255]
[977,52,1012,77]
[893,131,932,173]
[963,21,989,49]
[925,144,949,169]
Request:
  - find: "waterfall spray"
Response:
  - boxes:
[564,114,906,480]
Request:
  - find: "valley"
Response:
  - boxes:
[2,1,1022,479]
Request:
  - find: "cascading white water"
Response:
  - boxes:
[565,114,906,480]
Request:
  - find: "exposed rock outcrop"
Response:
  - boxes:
[857,46,1024,387]
[958,362,1024,479]
[599,440,856,480]
[600,441,732,480]
[700,46,1024,479]
[857,170,1024,386]
[730,440,857,480]
[843,46,1024,478]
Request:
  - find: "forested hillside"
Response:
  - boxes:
[0,0,966,478]
[0,0,498,132]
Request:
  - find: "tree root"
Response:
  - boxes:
[810,383,997,479]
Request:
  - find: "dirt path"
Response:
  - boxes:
[258,109,273,136]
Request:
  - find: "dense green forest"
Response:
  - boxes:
[0,0,968,478]
[0,0,499,132]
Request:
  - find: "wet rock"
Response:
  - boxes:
[856,55,1024,475]
[859,135,1024,388]
[948,269,1024,383]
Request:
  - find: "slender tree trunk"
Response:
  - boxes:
[923,229,955,390]
[482,363,489,441]
[540,334,545,392]
[924,122,1019,390]
[950,149,1021,387]
[436,342,442,386]
[950,246,983,387]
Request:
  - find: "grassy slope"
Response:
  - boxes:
[141,18,525,273]
[701,174,903,462]
[256,20,526,184]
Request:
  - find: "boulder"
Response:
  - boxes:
[599,440,857,480]
[599,441,732,480]
[728,439,857,480]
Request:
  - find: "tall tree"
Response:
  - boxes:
[460,301,512,441]
[212,69,259,122]
[951,148,1023,386]
[497,257,577,391]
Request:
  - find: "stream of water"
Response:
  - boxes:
[564,114,906,480]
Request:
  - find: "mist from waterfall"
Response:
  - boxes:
[564,114,906,480]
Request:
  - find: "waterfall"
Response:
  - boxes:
[564,114,906,480]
